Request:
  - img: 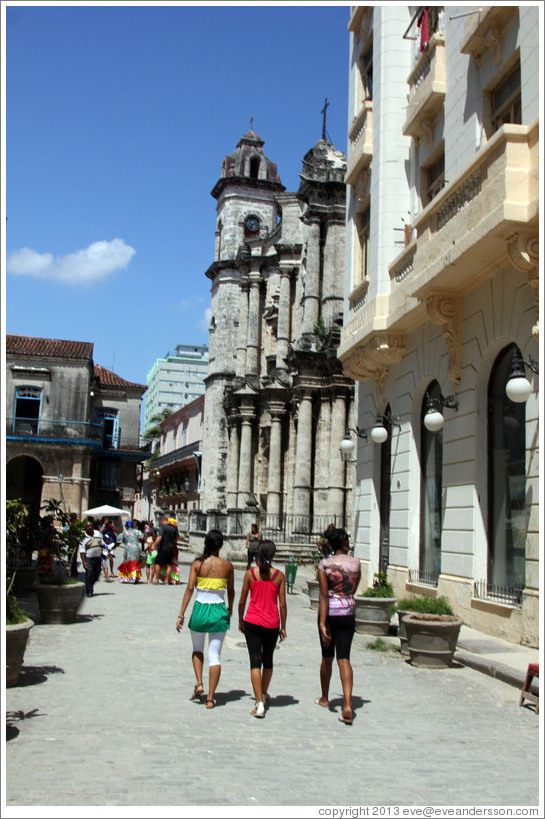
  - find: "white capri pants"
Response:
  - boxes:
[190,630,227,667]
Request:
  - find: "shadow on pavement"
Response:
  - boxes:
[75,613,105,623]
[6,707,46,742]
[212,688,248,707]
[267,693,300,707]
[17,664,65,687]
[328,695,369,715]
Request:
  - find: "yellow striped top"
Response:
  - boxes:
[196,576,227,590]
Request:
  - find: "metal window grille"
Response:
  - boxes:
[474,580,523,607]
[409,569,439,587]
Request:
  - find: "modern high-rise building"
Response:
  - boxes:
[143,344,209,433]
[339,5,540,646]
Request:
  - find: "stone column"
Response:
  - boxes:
[313,392,332,514]
[236,280,249,378]
[226,413,240,508]
[328,392,348,520]
[237,402,255,507]
[246,274,261,376]
[276,266,292,366]
[321,217,345,326]
[301,217,321,335]
[293,388,314,523]
[266,401,285,519]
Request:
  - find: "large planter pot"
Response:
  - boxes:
[355,597,397,635]
[307,579,320,611]
[11,565,38,598]
[34,581,85,624]
[397,609,410,655]
[6,618,34,687]
[404,613,463,668]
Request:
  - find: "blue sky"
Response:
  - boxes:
[4,1,352,392]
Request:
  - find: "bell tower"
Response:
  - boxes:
[211,128,285,261]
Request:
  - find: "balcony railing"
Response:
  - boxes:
[7,417,151,453]
[346,101,373,185]
[340,121,538,361]
[403,34,446,140]
[7,417,103,441]
[153,441,202,470]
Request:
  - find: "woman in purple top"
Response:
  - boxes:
[316,528,361,724]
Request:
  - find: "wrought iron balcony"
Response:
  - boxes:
[152,441,202,470]
[6,417,151,455]
[7,417,103,443]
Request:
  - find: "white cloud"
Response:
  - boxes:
[200,307,211,331]
[6,238,136,284]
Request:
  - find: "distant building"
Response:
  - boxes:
[199,127,354,550]
[339,6,539,646]
[134,395,203,528]
[6,334,148,515]
[143,344,208,433]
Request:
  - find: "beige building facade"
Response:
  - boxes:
[339,6,540,646]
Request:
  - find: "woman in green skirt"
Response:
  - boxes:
[176,530,234,708]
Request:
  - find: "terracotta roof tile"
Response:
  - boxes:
[6,334,94,360]
[94,364,147,392]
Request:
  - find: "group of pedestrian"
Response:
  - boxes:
[77,512,187,596]
[176,525,359,724]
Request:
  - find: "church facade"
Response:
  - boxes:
[199,128,354,546]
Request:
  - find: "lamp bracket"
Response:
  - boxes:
[379,412,401,428]
[427,394,459,412]
[525,354,539,375]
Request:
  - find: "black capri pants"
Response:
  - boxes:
[243,620,280,669]
[318,614,356,661]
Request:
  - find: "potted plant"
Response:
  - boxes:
[33,499,86,624]
[5,501,34,686]
[395,595,454,655]
[6,499,37,597]
[5,590,34,687]
[399,594,462,668]
[355,571,397,635]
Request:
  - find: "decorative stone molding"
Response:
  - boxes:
[426,291,462,384]
[507,231,539,337]
[341,333,406,394]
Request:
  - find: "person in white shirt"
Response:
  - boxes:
[79,519,103,598]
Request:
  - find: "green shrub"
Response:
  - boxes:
[360,570,395,598]
[395,595,454,615]
[6,592,30,626]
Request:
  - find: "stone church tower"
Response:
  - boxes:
[200,128,354,538]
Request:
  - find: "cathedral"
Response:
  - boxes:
[199,127,355,543]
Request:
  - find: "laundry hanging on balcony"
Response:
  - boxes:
[418,8,429,52]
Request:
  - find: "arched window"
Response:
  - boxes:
[487,344,526,599]
[419,380,442,584]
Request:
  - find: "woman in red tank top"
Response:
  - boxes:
[238,540,287,718]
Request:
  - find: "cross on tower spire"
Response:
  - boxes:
[321,98,329,141]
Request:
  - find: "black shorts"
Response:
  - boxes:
[156,545,174,566]
[244,620,279,669]
[319,615,355,661]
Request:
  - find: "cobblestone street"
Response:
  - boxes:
[5,557,541,812]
